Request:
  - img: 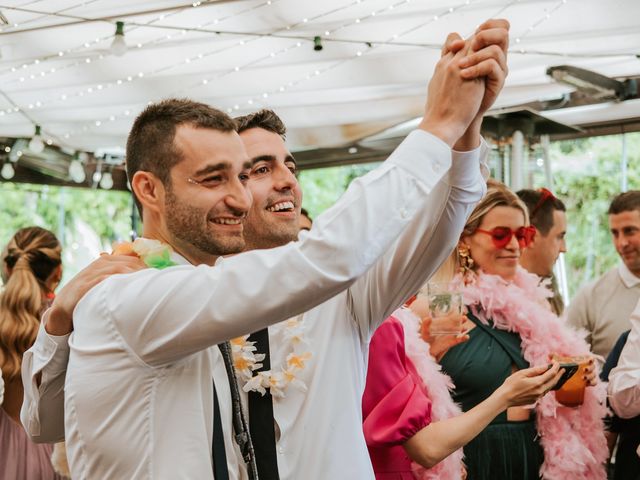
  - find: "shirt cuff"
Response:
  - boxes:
[387,129,452,192]
[33,310,71,378]
[449,137,490,188]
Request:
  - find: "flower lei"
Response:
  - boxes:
[231,316,313,398]
[112,238,179,269]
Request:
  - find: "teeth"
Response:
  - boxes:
[212,218,242,225]
[267,201,294,212]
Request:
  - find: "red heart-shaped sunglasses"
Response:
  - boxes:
[474,225,536,249]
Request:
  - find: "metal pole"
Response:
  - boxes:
[621,133,628,192]
[510,130,524,191]
[541,135,554,190]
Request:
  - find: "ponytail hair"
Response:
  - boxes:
[0,227,61,379]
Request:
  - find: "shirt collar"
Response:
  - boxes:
[618,262,640,288]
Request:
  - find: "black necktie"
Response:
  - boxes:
[247,328,280,480]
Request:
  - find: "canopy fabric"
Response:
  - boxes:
[0,0,637,154]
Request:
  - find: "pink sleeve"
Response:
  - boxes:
[363,317,432,447]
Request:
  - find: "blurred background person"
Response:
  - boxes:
[434,182,607,480]
[600,325,640,480]
[606,299,640,480]
[567,191,640,360]
[299,207,313,231]
[516,188,567,315]
[0,226,65,480]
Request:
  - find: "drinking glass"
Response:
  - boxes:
[422,282,464,335]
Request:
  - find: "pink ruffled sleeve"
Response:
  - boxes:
[363,317,432,447]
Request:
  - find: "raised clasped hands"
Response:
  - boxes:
[420,18,510,148]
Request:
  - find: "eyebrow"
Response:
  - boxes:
[193,160,251,177]
[251,154,297,166]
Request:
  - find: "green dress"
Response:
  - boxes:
[440,313,544,480]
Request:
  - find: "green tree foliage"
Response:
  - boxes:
[0,182,133,283]
[549,133,640,296]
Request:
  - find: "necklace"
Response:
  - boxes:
[231,316,313,398]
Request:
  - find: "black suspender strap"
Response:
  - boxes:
[212,382,230,480]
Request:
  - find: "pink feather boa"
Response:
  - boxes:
[394,308,464,480]
[452,268,609,480]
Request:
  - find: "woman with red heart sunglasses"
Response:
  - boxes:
[363,181,607,480]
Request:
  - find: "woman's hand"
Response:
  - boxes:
[497,363,564,408]
[583,357,598,386]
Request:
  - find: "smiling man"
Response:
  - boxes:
[231,106,492,479]
[22,20,510,480]
[567,191,640,359]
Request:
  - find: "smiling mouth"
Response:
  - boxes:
[210,218,243,226]
[266,201,295,213]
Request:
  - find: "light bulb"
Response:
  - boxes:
[99,171,113,189]
[68,159,86,183]
[110,21,127,56]
[29,125,45,153]
[1,162,15,179]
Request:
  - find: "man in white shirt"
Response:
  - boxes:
[608,299,640,479]
[22,22,510,480]
[567,191,640,359]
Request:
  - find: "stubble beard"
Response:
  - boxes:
[242,211,299,251]
[165,188,245,257]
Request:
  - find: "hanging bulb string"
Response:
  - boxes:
[512,0,569,55]
[8,0,382,117]
[0,0,226,81]
[1,0,103,32]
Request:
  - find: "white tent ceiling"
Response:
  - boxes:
[0,0,638,155]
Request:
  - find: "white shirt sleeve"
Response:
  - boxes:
[20,312,70,442]
[346,139,489,335]
[81,130,455,367]
[608,299,640,418]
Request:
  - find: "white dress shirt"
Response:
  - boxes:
[608,297,640,419]
[22,130,487,480]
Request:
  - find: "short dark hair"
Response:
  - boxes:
[608,191,640,215]
[516,188,566,235]
[235,109,286,138]
[126,98,237,217]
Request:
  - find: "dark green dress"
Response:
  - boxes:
[440,313,544,480]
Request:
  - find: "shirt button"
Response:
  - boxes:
[278,447,284,454]
[400,208,409,219]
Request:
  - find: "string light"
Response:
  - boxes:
[511,0,570,54]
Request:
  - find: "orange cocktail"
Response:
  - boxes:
[554,355,590,407]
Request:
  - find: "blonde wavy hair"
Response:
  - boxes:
[427,180,530,286]
[0,227,61,379]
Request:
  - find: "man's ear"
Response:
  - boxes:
[131,171,166,216]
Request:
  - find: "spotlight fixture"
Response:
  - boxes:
[68,154,86,183]
[1,161,15,179]
[313,36,323,52]
[547,65,638,101]
[110,21,127,56]
[99,171,114,190]
[28,125,44,153]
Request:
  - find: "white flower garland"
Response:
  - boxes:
[231,317,312,398]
